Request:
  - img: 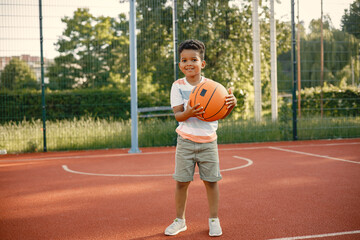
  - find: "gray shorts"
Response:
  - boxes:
[173,135,222,182]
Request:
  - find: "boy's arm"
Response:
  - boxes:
[173,103,205,122]
[222,88,237,119]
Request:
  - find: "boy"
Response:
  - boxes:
[165,39,237,237]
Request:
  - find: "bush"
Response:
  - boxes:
[0,86,247,123]
[300,85,360,117]
[0,89,130,122]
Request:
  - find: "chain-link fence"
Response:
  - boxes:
[1,0,359,153]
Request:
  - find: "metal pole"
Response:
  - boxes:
[291,0,298,140]
[297,0,301,118]
[252,0,261,122]
[172,0,179,81]
[351,59,355,86]
[320,0,324,118]
[129,0,140,153]
[39,0,47,152]
[270,0,278,121]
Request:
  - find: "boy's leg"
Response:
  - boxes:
[204,181,222,237]
[165,181,190,236]
[175,181,191,219]
[197,139,222,215]
[203,181,219,218]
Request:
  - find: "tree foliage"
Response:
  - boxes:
[341,0,360,39]
[302,18,359,87]
[47,8,129,90]
[45,1,360,107]
[0,58,38,90]
[278,15,360,92]
[177,0,291,112]
[45,1,295,117]
[136,0,173,99]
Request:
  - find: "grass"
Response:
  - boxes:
[1,116,359,153]
[297,116,360,140]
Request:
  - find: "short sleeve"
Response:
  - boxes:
[170,83,184,108]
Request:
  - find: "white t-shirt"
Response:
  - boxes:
[170,77,218,143]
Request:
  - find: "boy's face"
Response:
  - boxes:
[179,49,205,79]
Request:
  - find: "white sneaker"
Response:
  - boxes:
[164,218,187,236]
[209,218,222,237]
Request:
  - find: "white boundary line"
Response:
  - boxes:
[269,147,360,164]
[62,156,253,177]
[0,151,173,163]
[0,141,358,163]
[220,156,253,172]
[62,165,172,177]
[268,229,360,240]
[220,142,360,152]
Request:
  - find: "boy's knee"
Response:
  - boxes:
[176,181,191,190]
[203,181,218,189]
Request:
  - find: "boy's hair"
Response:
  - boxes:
[178,39,205,60]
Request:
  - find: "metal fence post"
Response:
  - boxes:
[291,0,298,140]
[270,0,278,121]
[39,0,47,152]
[173,0,179,81]
[129,0,141,153]
[252,0,262,122]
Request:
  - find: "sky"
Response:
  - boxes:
[0,0,355,59]
[274,0,354,29]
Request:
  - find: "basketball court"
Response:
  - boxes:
[1,138,359,239]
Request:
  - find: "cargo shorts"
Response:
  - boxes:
[173,135,222,182]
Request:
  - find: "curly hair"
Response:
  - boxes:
[178,39,205,61]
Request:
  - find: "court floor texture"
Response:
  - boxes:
[0,138,359,240]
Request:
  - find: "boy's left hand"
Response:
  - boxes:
[225,88,237,109]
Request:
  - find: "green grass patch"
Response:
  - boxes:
[1,116,359,153]
[297,116,360,140]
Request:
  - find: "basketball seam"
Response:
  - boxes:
[190,85,198,107]
[204,102,227,120]
[203,85,218,112]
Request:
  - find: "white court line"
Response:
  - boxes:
[220,141,360,151]
[62,165,173,177]
[0,151,173,163]
[62,156,253,177]
[268,229,360,240]
[1,141,359,163]
[220,156,253,172]
[269,147,360,164]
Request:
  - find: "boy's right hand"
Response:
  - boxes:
[186,102,205,119]
[173,102,205,122]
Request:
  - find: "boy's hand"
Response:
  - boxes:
[225,88,237,109]
[173,102,205,122]
[221,88,237,120]
[186,102,205,119]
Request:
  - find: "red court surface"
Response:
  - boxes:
[1,139,360,240]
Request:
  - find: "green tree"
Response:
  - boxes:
[46,2,294,115]
[277,21,305,93]
[301,17,359,87]
[136,0,173,104]
[341,0,360,39]
[0,58,38,90]
[278,16,359,89]
[177,0,292,116]
[107,14,130,91]
[48,8,129,90]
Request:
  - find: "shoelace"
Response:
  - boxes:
[170,219,182,228]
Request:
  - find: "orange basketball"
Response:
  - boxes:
[189,80,228,122]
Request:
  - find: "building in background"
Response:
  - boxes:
[0,55,53,84]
